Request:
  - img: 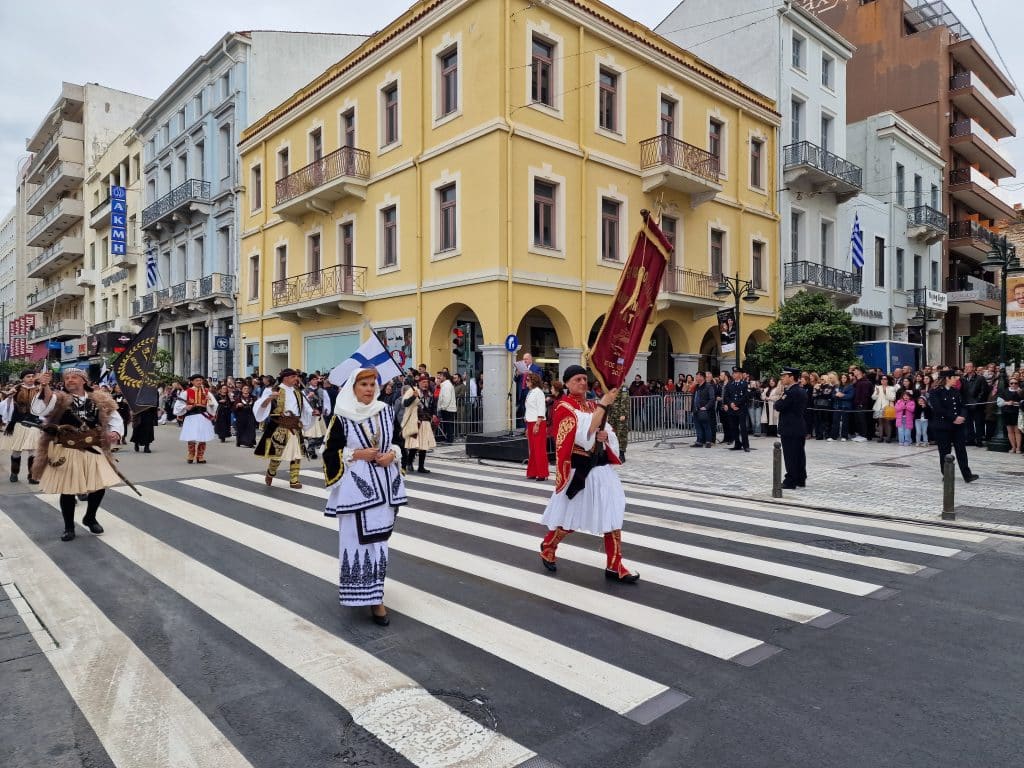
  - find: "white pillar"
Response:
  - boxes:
[190,324,205,376]
[480,344,510,433]
[628,351,651,382]
[672,353,701,378]
[556,347,583,380]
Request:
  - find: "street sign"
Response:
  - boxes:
[504,334,519,353]
[110,186,127,256]
[214,336,231,351]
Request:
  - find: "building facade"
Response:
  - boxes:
[801,0,1017,363]
[238,0,781,429]
[132,31,366,380]
[658,0,865,319]
[0,207,15,340]
[20,82,151,368]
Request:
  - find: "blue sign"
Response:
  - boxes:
[111,213,127,228]
[47,341,62,350]
[111,186,127,200]
[214,335,231,351]
[504,334,519,353]
[63,344,73,354]
[110,186,127,256]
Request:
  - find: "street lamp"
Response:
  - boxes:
[910,289,938,369]
[713,272,760,370]
[981,235,1022,453]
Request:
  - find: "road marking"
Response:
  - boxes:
[0,507,255,768]
[164,480,681,719]
[237,475,771,662]
[59,495,535,768]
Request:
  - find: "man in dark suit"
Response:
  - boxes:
[723,367,751,451]
[928,368,979,482]
[775,367,808,489]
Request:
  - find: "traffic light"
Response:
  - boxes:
[452,326,465,355]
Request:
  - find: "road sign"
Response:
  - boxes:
[214,336,231,351]
[504,334,519,353]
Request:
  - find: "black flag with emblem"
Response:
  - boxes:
[112,313,161,411]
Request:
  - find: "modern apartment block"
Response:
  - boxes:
[238,0,780,429]
[20,82,151,367]
[838,112,947,364]
[801,0,1017,362]
[658,0,864,316]
[131,31,366,380]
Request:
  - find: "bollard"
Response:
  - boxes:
[941,455,956,520]
[772,441,783,498]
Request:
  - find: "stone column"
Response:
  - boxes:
[556,348,583,380]
[480,344,511,434]
[174,329,187,376]
[190,324,205,377]
[672,353,701,378]
[628,351,651,383]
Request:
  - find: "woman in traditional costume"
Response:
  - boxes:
[399,375,436,473]
[322,368,407,626]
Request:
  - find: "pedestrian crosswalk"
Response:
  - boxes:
[0,460,992,767]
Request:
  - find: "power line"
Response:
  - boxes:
[965,0,1024,112]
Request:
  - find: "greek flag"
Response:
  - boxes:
[328,332,405,387]
[851,213,864,270]
[145,248,159,289]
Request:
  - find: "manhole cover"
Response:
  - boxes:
[868,462,911,468]
[809,539,886,556]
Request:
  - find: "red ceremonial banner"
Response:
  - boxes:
[588,210,672,391]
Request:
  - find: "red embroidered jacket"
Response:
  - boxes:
[552,395,620,494]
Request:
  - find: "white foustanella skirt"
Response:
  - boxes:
[540,465,625,535]
[179,413,216,442]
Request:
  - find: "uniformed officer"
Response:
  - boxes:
[775,366,807,489]
[723,367,751,451]
[928,368,979,483]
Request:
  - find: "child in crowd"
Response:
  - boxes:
[895,389,916,446]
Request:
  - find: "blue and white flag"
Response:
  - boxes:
[851,213,864,270]
[145,248,159,289]
[328,331,405,387]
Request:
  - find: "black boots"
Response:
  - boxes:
[9,455,20,483]
[416,450,430,474]
[27,456,38,485]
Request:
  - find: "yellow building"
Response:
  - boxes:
[238,0,780,427]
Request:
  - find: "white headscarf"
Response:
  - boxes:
[334,368,387,422]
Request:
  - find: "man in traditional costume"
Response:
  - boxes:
[539,365,639,583]
[173,374,217,463]
[31,368,124,542]
[323,368,407,626]
[0,370,55,484]
[254,368,313,488]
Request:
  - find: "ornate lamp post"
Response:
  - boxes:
[713,273,760,370]
[981,235,1021,453]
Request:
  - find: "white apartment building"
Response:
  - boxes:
[0,207,16,356]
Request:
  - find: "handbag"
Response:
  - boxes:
[882,405,896,420]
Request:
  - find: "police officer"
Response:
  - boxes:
[775,367,807,489]
[723,367,751,452]
[928,368,979,483]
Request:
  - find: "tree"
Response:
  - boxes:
[966,321,1024,368]
[748,291,860,376]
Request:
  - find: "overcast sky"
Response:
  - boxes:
[2,0,1022,216]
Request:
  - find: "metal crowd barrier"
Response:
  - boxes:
[628,393,697,443]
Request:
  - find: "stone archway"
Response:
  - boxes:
[646,318,690,383]
[514,304,576,381]
[744,330,770,380]
[428,302,486,377]
[699,327,720,376]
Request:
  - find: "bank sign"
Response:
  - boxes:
[110,186,127,255]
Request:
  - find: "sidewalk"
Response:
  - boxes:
[432,435,1024,537]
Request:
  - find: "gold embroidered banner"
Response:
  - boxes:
[113,313,161,411]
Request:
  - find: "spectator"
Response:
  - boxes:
[999,374,1022,453]
[812,374,835,440]
[832,372,853,441]
[762,376,781,438]
[873,374,898,443]
[895,389,916,446]
[851,368,874,441]
[691,372,717,448]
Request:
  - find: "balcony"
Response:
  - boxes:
[948,167,1016,222]
[783,141,862,203]
[950,39,1015,100]
[26,236,85,279]
[906,206,948,245]
[142,179,212,231]
[949,72,1015,139]
[131,289,168,317]
[26,198,85,249]
[273,146,370,221]
[110,249,137,270]
[26,121,84,183]
[271,264,367,322]
[90,319,134,334]
[28,318,88,343]
[26,161,86,215]
[192,273,235,311]
[75,269,97,287]
[948,219,998,262]
[89,195,112,229]
[784,260,862,307]
[26,278,86,311]
[639,135,722,206]
[949,119,1015,180]
[945,276,1000,316]
[656,266,721,310]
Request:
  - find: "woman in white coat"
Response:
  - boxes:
[873,374,898,443]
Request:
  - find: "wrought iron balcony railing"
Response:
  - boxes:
[783,141,863,188]
[90,195,111,219]
[271,264,367,308]
[141,179,211,228]
[948,219,997,245]
[199,273,234,298]
[660,266,719,299]
[907,205,948,231]
[275,146,370,206]
[784,260,863,295]
[639,135,720,182]
[945,276,1000,301]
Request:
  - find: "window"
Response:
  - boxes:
[750,138,764,189]
[248,254,260,300]
[340,222,354,266]
[275,244,287,280]
[792,34,805,70]
[193,92,204,118]
[895,163,905,206]
[341,109,356,148]
[821,54,834,89]
[821,114,833,153]
[791,98,803,142]
[931,260,939,291]
[913,254,922,289]
[601,198,620,261]
[277,148,290,180]
[89,242,95,270]
[875,236,885,287]
[662,215,677,261]
[660,97,676,137]
[310,127,323,162]
[598,68,618,132]
[177,154,188,184]
[709,119,723,162]
[220,72,230,101]
[790,211,802,263]
[752,241,765,290]
[250,165,262,211]
[710,230,725,277]
[194,141,204,179]
[438,184,457,252]
[382,82,399,146]
[931,184,939,209]
[177,109,186,133]
[533,179,556,248]
[896,248,905,290]
[218,125,231,179]
[531,37,554,107]
[381,206,398,267]
[308,233,321,282]
[913,174,923,208]
[820,220,833,266]
[440,48,458,117]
